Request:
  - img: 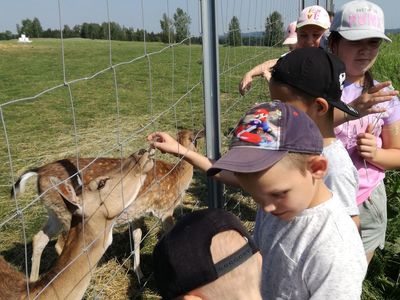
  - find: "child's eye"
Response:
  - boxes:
[271,191,288,198]
[368,39,382,47]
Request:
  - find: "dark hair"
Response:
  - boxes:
[327,10,335,18]
[269,77,334,118]
[269,76,315,103]
[328,31,375,93]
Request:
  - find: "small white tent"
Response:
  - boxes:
[18,34,32,43]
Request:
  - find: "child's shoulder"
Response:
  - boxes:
[323,140,356,172]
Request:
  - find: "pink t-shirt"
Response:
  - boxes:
[334,81,400,205]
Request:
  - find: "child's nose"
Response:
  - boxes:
[263,203,277,213]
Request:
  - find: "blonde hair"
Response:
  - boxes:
[194,230,262,299]
[280,152,314,176]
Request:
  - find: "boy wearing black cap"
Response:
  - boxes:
[152,208,262,300]
[207,101,367,299]
[269,47,361,228]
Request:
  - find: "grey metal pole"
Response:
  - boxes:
[200,0,224,208]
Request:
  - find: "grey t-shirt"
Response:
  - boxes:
[323,139,359,216]
[254,194,367,299]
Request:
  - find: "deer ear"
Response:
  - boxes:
[194,129,205,139]
[50,177,82,213]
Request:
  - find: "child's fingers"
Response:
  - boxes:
[368,81,395,94]
[357,137,375,147]
[370,93,397,104]
[147,132,162,141]
[239,81,250,95]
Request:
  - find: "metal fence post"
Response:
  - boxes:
[200,0,224,208]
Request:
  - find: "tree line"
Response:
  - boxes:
[0,9,285,47]
[0,8,197,43]
[224,11,284,46]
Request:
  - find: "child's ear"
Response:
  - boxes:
[308,155,327,179]
[314,98,329,115]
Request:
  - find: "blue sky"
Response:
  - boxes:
[1,0,399,35]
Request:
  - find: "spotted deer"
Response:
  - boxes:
[11,129,202,282]
[117,129,203,279]
[1,150,154,300]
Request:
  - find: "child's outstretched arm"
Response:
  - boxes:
[238,58,278,95]
[147,132,240,187]
[357,121,400,170]
[334,81,399,126]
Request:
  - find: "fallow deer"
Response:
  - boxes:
[11,129,202,282]
[1,150,154,299]
[117,129,203,279]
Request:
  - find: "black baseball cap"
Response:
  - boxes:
[271,47,359,117]
[152,208,259,299]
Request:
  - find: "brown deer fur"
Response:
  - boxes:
[1,150,153,299]
[11,129,201,281]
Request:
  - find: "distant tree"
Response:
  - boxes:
[160,13,174,43]
[41,28,52,38]
[72,25,81,37]
[87,23,101,39]
[103,22,124,40]
[62,25,73,38]
[264,11,284,46]
[41,28,60,38]
[147,31,160,42]
[0,30,14,40]
[123,26,134,41]
[135,29,145,41]
[31,17,43,38]
[18,18,33,36]
[227,16,242,46]
[80,23,89,38]
[173,8,191,43]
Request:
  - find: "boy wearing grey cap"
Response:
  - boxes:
[208,101,367,299]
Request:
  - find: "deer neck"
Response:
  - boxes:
[178,157,193,176]
[28,216,113,300]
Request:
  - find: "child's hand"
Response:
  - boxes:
[350,81,399,117]
[262,69,272,82]
[239,73,253,96]
[147,132,188,157]
[357,124,378,162]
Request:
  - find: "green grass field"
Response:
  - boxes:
[0,36,399,299]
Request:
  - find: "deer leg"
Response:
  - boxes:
[132,226,144,282]
[30,230,49,282]
[161,213,175,233]
[30,211,63,281]
[55,231,67,255]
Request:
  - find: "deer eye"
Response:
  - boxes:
[97,178,109,190]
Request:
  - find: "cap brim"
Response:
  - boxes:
[328,99,359,117]
[207,147,287,176]
[282,37,297,45]
[297,21,329,30]
[339,30,392,42]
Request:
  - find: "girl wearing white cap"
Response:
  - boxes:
[329,0,400,264]
[239,5,331,95]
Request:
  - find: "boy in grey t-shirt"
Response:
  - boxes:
[208,101,367,299]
